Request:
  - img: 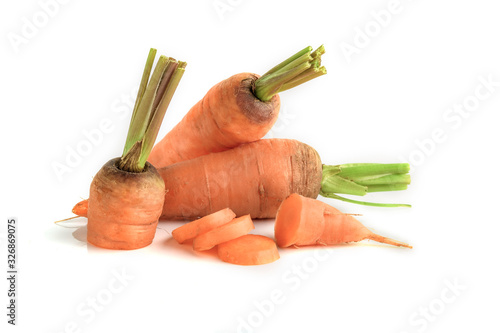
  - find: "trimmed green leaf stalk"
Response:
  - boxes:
[254,45,327,102]
[320,163,412,208]
[119,49,186,173]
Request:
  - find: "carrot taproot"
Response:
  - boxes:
[72,199,88,217]
[171,208,236,244]
[192,215,254,251]
[73,49,186,250]
[218,235,280,265]
[148,45,326,168]
[155,138,411,220]
[274,193,412,248]
[87,158,165,250]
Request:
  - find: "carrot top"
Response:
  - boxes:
[119,48,186,172]
[254,45,327,101]
[320,163,412,208]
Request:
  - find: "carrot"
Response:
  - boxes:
[148,45,326,168]
[155,139,411,220]
[218,235,280,265]
[72,199,88,217]
[171,208,236,244]
[76,49,186,250]
[87,159,165,250]
[192,215,254,251]
[275,193,412,248]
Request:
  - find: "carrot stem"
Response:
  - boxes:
[119,49,186,172]
[320,193,412,208]
[254,45,327,101]
[139,61,186,169]
[320,163,412,208]
[126,48,157,147]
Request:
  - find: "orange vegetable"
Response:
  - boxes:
[171,208,236,244]
[275,193,412,248]
[148,73,280,168]
[218,235,280,265]
[158,139,321,220]
[148,45,326,169]
[72,199,88,217]
[87,158,165,250]
[70,49,186,250]
[192,215,254,251]
[156,139,410,220]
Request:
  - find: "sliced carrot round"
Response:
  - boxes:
[192,215,254,251]
[172,208,236,244]
[218,235,280,265]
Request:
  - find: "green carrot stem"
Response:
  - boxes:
[254,45,327,101]
[138,61,186,169]
[124,48,157,156]
[261,46,312,77]
[320,192,412,208]
[320,163,411,208]
[337,163,410,178]
[366,184,408,193]
[119,49,186,173]
[353,174,411,186]
[123,54,169,156]
[279,66,327,92]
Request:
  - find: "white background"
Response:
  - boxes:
[1,0,499,332]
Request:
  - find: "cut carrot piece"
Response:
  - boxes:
[275,193,412,249]
[172,208,236,244]
[192,215,254,251]
[218,235,280,265]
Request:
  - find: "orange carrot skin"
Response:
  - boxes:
[148,73,280,168]
[319,206,369,245]
[158,139,322,220]
[172,208,236,244]
[192,215,255,251]
[72,199,88,217]
[87,158,165,250]
[218,234,280,265]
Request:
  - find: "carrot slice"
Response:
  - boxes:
[192,215,254,251]
[171,208,236,244]
[218,235,280,265]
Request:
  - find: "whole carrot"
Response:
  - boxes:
[275,193,411,248]
[154,139,411,220]
[148,45,326,168]
[81,49,186,250]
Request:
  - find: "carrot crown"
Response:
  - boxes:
[320,163,412,208]
[120,48,187,172]
[254,45,327,101]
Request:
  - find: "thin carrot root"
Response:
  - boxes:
[192,215,255,252]
[366,234,412,249]
[172,208,236,244]
[54,216,81,224]
[218,235,280,265]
